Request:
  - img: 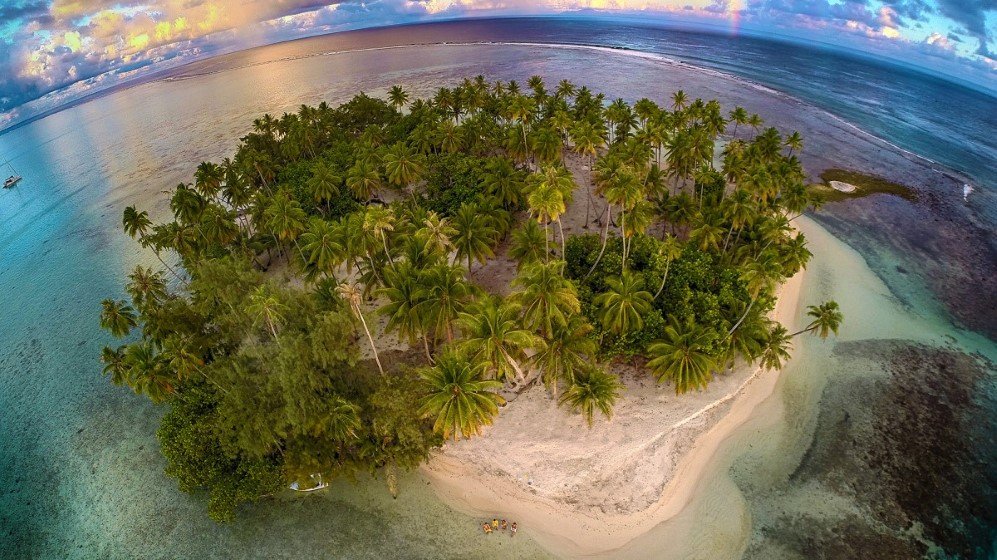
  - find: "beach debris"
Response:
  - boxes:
[963,183,973,201]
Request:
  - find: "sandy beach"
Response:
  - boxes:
[421,263,805,556]
[418,146,809,556]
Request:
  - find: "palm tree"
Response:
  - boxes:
[509,219,547,270]
[583,156,625,277]
[170,184,207,225]
[512,260,580,338]
[452,202,497,276]
[346,161,382,201]
[647,318,716,394]
[458,296,541,384]
[307,162,342,213]
[508,94,536,151]
[363,206,396,266]
[531,316,598,393]
[759,324,792,370]
[689,220,724,252]
[653,234,683,300]
[126,266,168,310]
[337,282,384,376]
[379,263,431,361]
[779,233,812,275]
[264,190,307,256]
[194,161,224,201]
[198,205,239,248]
[100,299,137,338]
[721,189,757,251]
[603,170,643,270]
[123,341,175,403]
[482,157,525,209]
[729,106,748,139]
[417,264,473,343]
[568,121,603,227]
[388,85,409,110]
[559,367,621,427]
[530,126,562,164]
[122,205,152,239]
[633,98,658,129]
[246,284,288,341]
[791,301,843,338]
[728,254,779,336]
[671,90,688,111]
[527,165,574,257]
[382,142,425,189]
[419,350,505,441]
[122,205,183,282]
[664,191,696,234]
[100,345,128,385]
[300,218,345,279]
[747,113,764,135]
[594,272,653,335]
[418,212,457,256]
[785,131,803,156]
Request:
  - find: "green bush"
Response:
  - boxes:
[420,153,488,216]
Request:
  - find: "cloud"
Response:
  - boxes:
[0,0,995,127]
[934,0,996,56]
[881,0,934,24]
[0,1,49,22]
[741,0,905,39]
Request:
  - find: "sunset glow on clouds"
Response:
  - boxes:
[1,0,994,129]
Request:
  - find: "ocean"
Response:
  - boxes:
[0,18,993,559]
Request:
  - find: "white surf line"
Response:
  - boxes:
[160,39,979,192]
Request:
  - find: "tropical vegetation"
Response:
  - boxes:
[99,77,840,522]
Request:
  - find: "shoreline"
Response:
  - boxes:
[420,255,808,557]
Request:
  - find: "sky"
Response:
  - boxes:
[0,0,995,130]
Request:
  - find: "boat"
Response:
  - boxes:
[3,161,21,189]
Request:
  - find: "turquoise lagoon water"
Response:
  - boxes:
[1,27,994,559]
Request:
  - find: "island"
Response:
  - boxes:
[98,76,841,535]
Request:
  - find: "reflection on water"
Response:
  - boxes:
[0,36,993,559]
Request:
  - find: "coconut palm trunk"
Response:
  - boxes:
[556,217,566,258]
[727,296,756,337]
[585,204,612,279]
[356,308,384,376]
[653,259,672,300]
[422,332,434,364]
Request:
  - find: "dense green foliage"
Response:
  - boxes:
[100,76,840,522]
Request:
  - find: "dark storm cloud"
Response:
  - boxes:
[0,0,49,22]
[745,0,883,29]
[881,0,934,24]
[935,0,996,56]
